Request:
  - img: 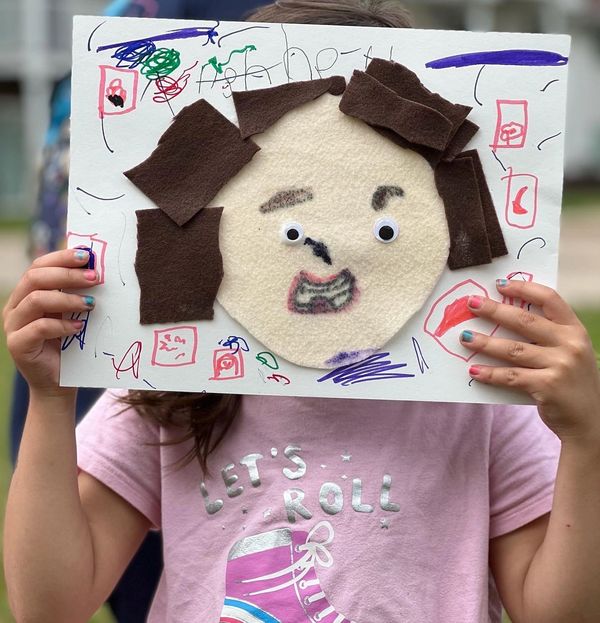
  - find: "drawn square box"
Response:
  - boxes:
[502,168,539,229]
[210,348,245,381]
[152,326,198,367]
[491,100,529,150]
[98,65,139,116]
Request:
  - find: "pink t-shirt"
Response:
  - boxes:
[76,391,560,623]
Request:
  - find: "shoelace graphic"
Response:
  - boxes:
[241,521,349,622]
[241,521,335,597]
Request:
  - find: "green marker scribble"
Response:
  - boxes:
[204,45,257,74]
[141,48,181,80]
[256,352,279,371]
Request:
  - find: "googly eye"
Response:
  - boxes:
[281,222,305,245]
[373,217,399,243]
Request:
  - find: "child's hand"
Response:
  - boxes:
[460,280,600,443]
[2,249,99,397]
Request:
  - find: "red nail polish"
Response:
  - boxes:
[468,296,483,310]
[83,270,97,281]
[469,365,481,377]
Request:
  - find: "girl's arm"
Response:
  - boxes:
[462,280,600,623]
[3,249,150,623]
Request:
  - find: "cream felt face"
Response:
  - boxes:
[216,95,450,369]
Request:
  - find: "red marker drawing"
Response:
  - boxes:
[433,296,477,337]
[491,100,529,150]
[424,279,500,361]
[210,348,245,381]
[151,326,198,367]
[112,341,142,380]
[512,186,529,215]
[98,65,139,117]
[267,374,291,386]
[502,168,539,229]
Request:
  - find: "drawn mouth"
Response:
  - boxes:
[288,269,357,314]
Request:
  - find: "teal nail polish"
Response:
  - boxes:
[83,296,95,307]
[75,250,88,261]
[461,330,474,343]
[496,278,509,287]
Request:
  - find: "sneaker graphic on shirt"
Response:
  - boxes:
[219,521,357,623]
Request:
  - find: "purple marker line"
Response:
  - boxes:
[96,25,218,53]
[426,49,569,69]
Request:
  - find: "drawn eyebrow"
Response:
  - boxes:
[372,185,404,211]
[259,188,314,213]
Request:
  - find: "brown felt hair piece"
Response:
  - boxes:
[339,70,454,150]
[125,100,259,226]
[435,155,493,270]
[458,150,508,259]
[135,207,224,324]
[233,76,346,139]
[363,58,477,164]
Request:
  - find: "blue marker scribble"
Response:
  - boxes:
[61,311,91,352]
[317,352,414,387]
[411,337,430,374]
[426,50,569,69]
[219,335,250,355]
[112,40,156,68]
[96,24,219,54]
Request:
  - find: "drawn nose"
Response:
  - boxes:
[304,237,332,266]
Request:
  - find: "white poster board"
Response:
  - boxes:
[62,16,570,404]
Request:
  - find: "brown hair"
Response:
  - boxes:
[124,0,415,474]
[246,0,413,28]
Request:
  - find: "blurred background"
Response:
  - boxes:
[0,1,599,622]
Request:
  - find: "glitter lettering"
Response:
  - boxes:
[283,488,313,523]
[282,444,307,480]
[240,453,264,487]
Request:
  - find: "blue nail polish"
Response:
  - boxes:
[83,296,95,307]
[461,330,474,343]
[496,278,509,288]
[75,250,88,261]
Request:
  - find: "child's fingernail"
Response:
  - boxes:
[72,320,84,329]
[82,296,95,308]
[83,270,98,281]
[74,250,88,261]
[496,278,509,288]
[467,296,483,310]
[461,330,474,343]
[469,365,481,377]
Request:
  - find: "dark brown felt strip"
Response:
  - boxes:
[125,100,259,227]
[458,150,508,259]
[435,157,493,270]
[339,71,454,151]
[233,76,346,139]
[442,119,479,161]
[365,58,473,150]
[135,207,224,324]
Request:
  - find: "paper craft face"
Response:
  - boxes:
[216,95,450,368]
[127,60,507,371]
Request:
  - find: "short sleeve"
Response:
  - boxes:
[489,404,561,539]
[76,390,162,529]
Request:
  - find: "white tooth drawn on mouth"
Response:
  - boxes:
[288,269,358,314]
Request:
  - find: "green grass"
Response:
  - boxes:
[562,187,600,210]
[0,298,599,622]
